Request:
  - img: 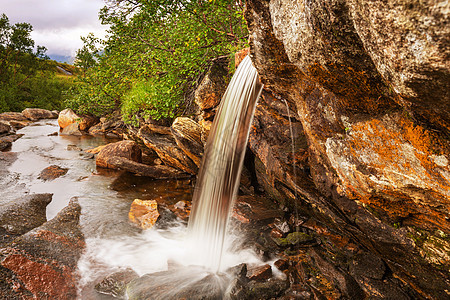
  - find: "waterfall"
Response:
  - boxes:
[187,55,263,272]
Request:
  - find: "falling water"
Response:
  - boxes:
[187,55,263,272]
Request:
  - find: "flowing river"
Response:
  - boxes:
[2,119,264,298]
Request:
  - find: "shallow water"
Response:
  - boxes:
[3,120,264,299]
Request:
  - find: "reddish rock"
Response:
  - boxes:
[58,108,79,129]
[39,165,68,181]
[194,57,229,111]
[129,199,160,229]
[171,117,204,167]
[79,115,99,131]
[235,48,250,68]
[105,156,188,179]
[0,198,84,299]
[0,139,11,151]
[136,125,197,174]
[247,264,272,282]
[274,259,289,271]
[88,123,103,135]
[22,108,57,121]
[96,140,142,169]
[85,145,107,154]
[0,112,28,122]
[0,122,11,134]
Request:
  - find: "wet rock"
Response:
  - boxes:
[0,112,28,122]
[0,193,52,244]
[0,198,84,299]
[235,48,250,69]
[228,278,288,300]
[79,115,99,131]
[105,156,189,179]
[39,165,68,181]
[274,259,288,271]
[137,125,197,174]
[350,252,386,280]
[67,144,82,151]
[247,264,272,282]
[171,117,204,166]
[0,123,11,134]
[85,145,107,154]
[48,131,58,136]
[194,56,229,111]
[126,268,226,300]
[95,268,139,299]
[245,1,450,298]
[128,199,160,230]
[61,122,82,136]
[226,263,248,280]
[22,108,57,121]
[96,140,142,169]
[88,123,103,136]
[57,108,79,129]
[0,140,11,151]
[1,134,23,143]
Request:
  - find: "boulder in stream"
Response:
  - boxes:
[96,140,142,169]
[0,123,11,135]
[0,193,52,246]
[128,199,160,230]
[22,108,57,121]
[0,197,84,299]
[39,165,69,181]
[57,108,79,129]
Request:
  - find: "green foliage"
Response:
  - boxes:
[0,13,72,113]
[66,0,248,123]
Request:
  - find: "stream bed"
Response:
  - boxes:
[2,119,266,299]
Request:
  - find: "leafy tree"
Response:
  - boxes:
[66,0,248,123]
[0,13,73,113]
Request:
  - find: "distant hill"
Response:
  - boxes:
[48,54,74,64]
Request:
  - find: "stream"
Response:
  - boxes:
[3,119,264,298]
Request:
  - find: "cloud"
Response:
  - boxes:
[0,0,108,56]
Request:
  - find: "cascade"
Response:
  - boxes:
[187,55,263,272]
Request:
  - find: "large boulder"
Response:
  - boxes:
[0,198,84,299]
[194,56,230,111]
[245,0,450,298]
[171,117,204,167]
[136,125,198,174]
[105,156,188,179]
[0,112,28,122]
[0,123,11,135]
[22,108,57,121]
[57,108,79,129]
[60,122,82,136]
[96,140,142,169]
[0,193,52,246]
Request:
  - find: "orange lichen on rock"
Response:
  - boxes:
[1,253,77,299]
[129,199,160,229]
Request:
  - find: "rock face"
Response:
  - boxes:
[171,117,204,167]
[22,108,57,121]
[0,198,85,299]
[136,125,198,174]
[245,1,450,299]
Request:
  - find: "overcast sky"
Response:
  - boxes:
[0,0,108,60]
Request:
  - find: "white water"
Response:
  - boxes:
[187,55,264,272]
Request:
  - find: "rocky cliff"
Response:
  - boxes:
[245,0,449,298]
